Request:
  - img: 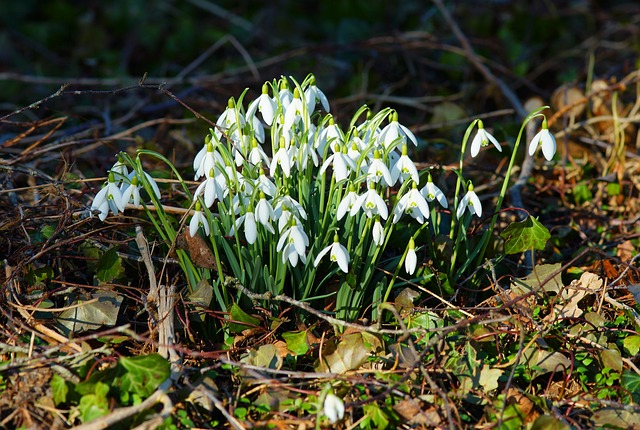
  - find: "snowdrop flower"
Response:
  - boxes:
[277,220,309,267]
[110,158,129,184]
[393,182,430,224]
[216,97,246,131]
[255,192,276,234]
[270,138,293,178]
[420,174,448,209]
[295,133,319,171]
[194,135,225,180]
[405,238,417,275]
[350,184,389,220]
[314,234,350,273]
[274,194,307,220]
[323,393,345,424]
[283,88,308,134]
[320,146,355,182]
[193,169,224,208]
[528,117,556,161]
[372,217,385,246]
[366,150,393,186]
[277,78,293,109]
[247,138,270,166]
[304,75,330,114]
[391,144,419,184]
[316,117,344,154]
[91,173,125,221]
[357,109,381,146]
[276,205,303,233]
[456,182,482,218]
[336,185,359,220]
[231,209,258,244]
[379,111,418,150]
[247,83,277,126]
[470,120,502,157]
[120,171,161,207]
[189,202,210,237]
[256,169,277,197]
[120,175,142,207]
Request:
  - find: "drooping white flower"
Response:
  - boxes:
[393,182,430,224]
[470,120,502,157]
[120,175,142,207]
[320,146,355,183]
[378,110,418,150]
[528,118,556,161]
[274,194,307,220]
[120,171,161,207]
[456,182,482,218]
[216,97,246,131]
[193,172,223,208]
[256,169,277,197]
[277,78,293,109]
[366,150,393,187]
[247,83,277,126]
[304,76,330,114]
[255,192,276,234]
[314,234,350,273]
[110,158,129,184]
[270,138,293,178]
[420,174,448,209]
[231,210,258,244]
[316,117,344,154]
[337,185,359,220]
[194,134,225,180]
[189,202,210,237]
[350,185,389,220]
[323,393,345,424]
[390,144,419,184]
[405,238,417,275]
[247,138,270,166]
[372,218,385,246]
[283,87,308,134]
[277,221,309,267]
[91,173,125,221]
[276,205,303,234]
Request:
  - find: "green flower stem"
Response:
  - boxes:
[382,223,429,304]
[474,107,549,269]
[450,120,479,240]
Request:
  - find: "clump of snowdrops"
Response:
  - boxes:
[90,74,554,322]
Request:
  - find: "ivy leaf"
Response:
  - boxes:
[78,381,110,423]
[282,330,309,356]
[50,374,69,405]
[622,370,640,403]
[623,335,640,356]
[501,216,550,254]
[600,348,623,373]
[96,247,125,283]
[115,354,170,403]
[227,303,260,333]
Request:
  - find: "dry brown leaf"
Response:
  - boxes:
[551,85,586,118]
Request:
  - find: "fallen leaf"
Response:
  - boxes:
[316,333,379,374]
[512,263,563,296]
[56,290,123,335]
[523,349,571,377]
